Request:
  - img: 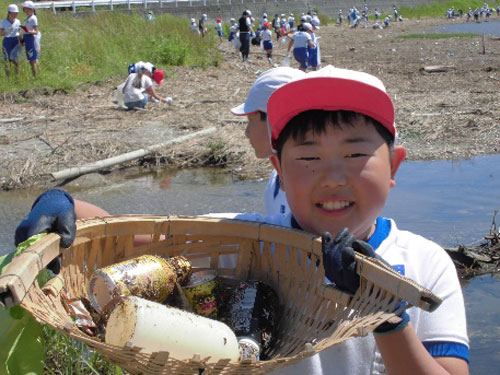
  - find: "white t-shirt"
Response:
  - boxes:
[292,31,312,48]
[205,213,469,374]
[260,29,272,41]
[24,14,38,32]
[0,18,20,38]
[264,169,289,216]
[123,73,153,103]
[190,23,199,33]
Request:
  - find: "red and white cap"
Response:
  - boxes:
[267,65,396,147]
[153,69,165,85]
[231,67,305,116]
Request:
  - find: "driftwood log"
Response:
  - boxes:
[445,211,500,278]
[50,127,216,181]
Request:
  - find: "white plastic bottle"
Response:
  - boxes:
[105,296,241,362]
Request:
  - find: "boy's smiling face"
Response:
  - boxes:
[271,116,405,240]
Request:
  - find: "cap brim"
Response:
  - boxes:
[230,103,257,116]
[268,76,395,146]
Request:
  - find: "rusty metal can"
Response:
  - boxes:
[89,255,191,313]
[182,270,218,318]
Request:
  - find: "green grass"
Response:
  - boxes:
[0,7,220,93]
[400,0,490,18]
[398,32,477,39]
[44,326,123,375]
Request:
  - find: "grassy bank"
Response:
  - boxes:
[0,7,220,93]
[400,0,492,18]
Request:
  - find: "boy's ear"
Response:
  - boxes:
[389,146,406,188]
[269,154,285,191]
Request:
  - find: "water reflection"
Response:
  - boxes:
[431,20,500,36]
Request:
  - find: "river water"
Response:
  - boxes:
[1,154,499,373]
[431,19,500,36]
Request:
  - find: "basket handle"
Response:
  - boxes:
[0,233,62,307]
[354,253,442,312]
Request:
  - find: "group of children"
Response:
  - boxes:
[337,5,402,29]
[464,3,500,22]
[201,10,322,70]
[194,6,411,70]
[1,2,40,77]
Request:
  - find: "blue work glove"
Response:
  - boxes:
[15,189,76,274]
[322,228,410,334]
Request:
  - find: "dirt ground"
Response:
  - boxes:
[1,18,499,190]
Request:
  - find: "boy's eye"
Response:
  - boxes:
[345,153,368,158]
[296,157,320,161]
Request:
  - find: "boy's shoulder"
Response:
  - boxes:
[380,219,455,275]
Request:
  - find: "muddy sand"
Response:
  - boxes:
[1,18,499,190]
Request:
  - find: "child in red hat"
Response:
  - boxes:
[215,17,223,42]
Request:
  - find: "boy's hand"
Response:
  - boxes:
[321,228,357,294]
[15,189,76,273]
[321,228,388,294]
[321,228,410,334]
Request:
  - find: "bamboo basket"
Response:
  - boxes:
[0,215,441,375]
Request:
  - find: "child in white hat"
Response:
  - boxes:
[21,1,40,77]
[189,18,199,34]
[230,67,305,216]
[286,23,316,72]
[0,4,21,76]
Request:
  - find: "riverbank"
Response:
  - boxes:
[1,17,499,190]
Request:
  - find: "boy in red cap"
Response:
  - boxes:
[214,17,223,42]
[263,65,469,375]
[15,66,469,375]
[259,22,274,65]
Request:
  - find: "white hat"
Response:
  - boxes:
[263,12,267,17]
[245,9,252,16]
[22,1,35,9]
[231,67,306,116]
[230,17,235,22]
[7,4,19,12]
[190,18,195,22]
[302,22,313,31]
[267,65,396,147]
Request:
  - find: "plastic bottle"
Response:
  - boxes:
[88,255,191,313]
[105,296,241,362]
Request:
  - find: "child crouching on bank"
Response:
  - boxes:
[16,66,469,375]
